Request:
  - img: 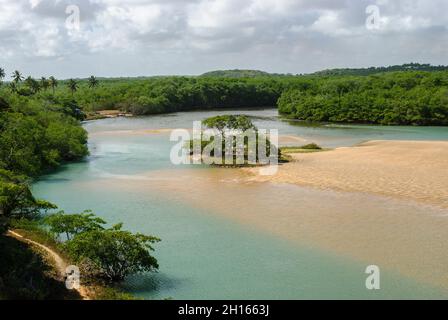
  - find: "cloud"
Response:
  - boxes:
[0,0,446,77]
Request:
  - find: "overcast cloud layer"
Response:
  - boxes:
[0,0,447,78]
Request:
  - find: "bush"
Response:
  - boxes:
[300,143,322,150]
[65,224,160,282]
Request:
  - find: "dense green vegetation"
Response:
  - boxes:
[0,69,159,299]
[201,69,274,78]
[2,64,447,125]
[75,76,286,115]
[187,115,281,165]
[64,220,160,282]
[278,71,448,125]
[43,212,160,283]
[311,63,448,77]
[0,86,90,298]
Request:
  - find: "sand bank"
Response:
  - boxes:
[246,140,448,209]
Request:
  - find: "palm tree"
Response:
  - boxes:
[88,75,99,90]
[67,79,78,96]
[31,79,41,94]
[40,77,50,91]
[12,70,24,84]
[25,76,40,94]
[9,82,17,93]
[49,76,58,94]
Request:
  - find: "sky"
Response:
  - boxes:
[0,0,447,78]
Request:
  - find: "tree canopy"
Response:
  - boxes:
[44,211,106,240]
[203,115,256,134]
[278,71,448,125]
[0,169,56,219]
[65,223,160,282]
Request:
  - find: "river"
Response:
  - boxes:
[32,108,448,299]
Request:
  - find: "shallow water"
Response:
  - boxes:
[84,108,448,148]
[33,108,448,299]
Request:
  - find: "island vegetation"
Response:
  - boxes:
[186,115,283,166]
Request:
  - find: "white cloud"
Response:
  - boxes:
[0,0,446,77]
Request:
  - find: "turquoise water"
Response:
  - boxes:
[32,109,448,299]
[84,108,448,148]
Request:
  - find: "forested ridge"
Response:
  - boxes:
[1,64,447,126]
[311,63,448,77]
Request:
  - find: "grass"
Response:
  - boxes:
[281,143,330,154]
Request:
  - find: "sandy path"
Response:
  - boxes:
[7,230,90,300]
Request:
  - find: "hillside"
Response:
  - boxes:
[311,63,448,77]
[201,69,276,78]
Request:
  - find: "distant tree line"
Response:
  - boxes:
[2,65,447,126]
[278,71,448,125]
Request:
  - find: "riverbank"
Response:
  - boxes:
[86,110,133,121]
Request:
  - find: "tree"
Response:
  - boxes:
[0,97,9,113]
[40,77,50,91]
[8,82,17,93]
[0,68,5,86]
[88,76,99,90]
[44,211,106,240]
[67,79,78,96]
[49,76,58,94]
[65,224,160,282]
[12,70,24,84]
[0,169,56,220]
[203,115,256,135]
[25,76,40,94]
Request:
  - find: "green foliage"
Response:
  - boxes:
[300,143,322,150]
[203,115,256,133]
[44,211,106,240]
[65,223,160,282]
[67,79,78,96]
[0,94,88,176]
[48,76,287,115]
[0,169,56,220]
[189,115,280,165]
[278,71,448,125]
[4,66,445,126]
[201,69,272,78]
[88,76,99,89]
[312,63,448,77]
